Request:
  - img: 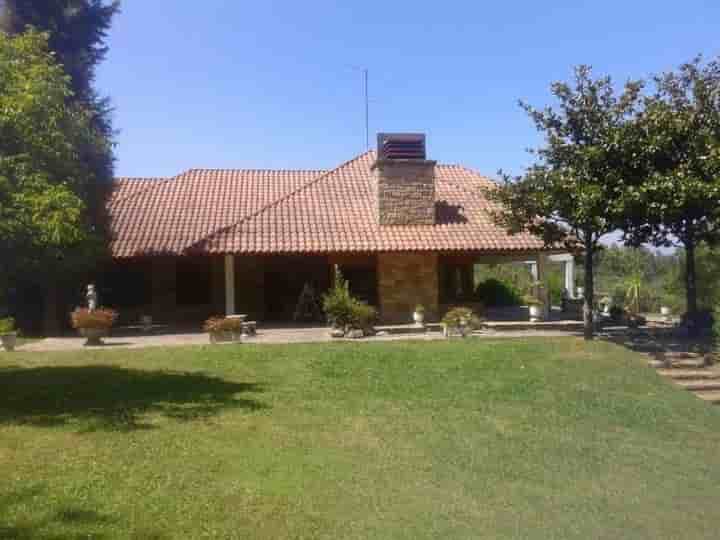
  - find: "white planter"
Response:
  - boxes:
[413,311,425,326]
[660,306,671,316]
[1,332,17,352]
[529,304,543,322]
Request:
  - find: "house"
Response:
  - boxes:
[103,133,575,326]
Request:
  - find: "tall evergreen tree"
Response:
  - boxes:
[1,1,119,332]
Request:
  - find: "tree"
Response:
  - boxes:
[487,66,644,339]
[1,1,119,102]
[1,1,119,331]
[624,57,720,333]
[0,31,105,306]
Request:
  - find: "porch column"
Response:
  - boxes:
[564,258,576,299]
[224,254,235,316]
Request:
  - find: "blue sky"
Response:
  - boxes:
[97,1,720,179]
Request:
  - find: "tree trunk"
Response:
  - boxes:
[583,242,595,341]
[684,237,699,336]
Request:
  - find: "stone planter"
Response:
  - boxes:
[1,332,17,352]
[412,311,425,326]
[660,306,672,321]
[528,304,543,322]
[79,327,108,347]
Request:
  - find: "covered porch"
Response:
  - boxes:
[100,250,577,329]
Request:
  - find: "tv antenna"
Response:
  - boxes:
[349,66,371,150]
[363,68,369,150]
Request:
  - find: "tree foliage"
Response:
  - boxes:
[487,66,644,339]
[624,57,720,327]
[1,0,119,104]
[0,30,105,286]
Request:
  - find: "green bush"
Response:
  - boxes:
[0,317,15,334]
[442,307,483,330]
[474,278,522,306]
[323,268,377,331]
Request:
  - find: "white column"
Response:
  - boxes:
[528,261,538,282]
[224,254,235,316]
[564,258,576,299]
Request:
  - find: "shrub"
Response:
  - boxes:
[522,294,543,306]
[352,302,378,332]
[70,308,118,330]
[0,317,15,334]
[414,304,425,313]
[203,317,244,334]
[474,278,522,306]
[323,267,377,331]
[442,307,483,330]
[609,305,624,321]
[680,309,715,334]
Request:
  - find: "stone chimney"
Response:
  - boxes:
[374,133,436,226]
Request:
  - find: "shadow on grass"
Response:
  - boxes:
[0,485,168,539]
[0,365,266,431]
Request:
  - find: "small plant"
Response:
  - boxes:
[414,304,425,314]
[70,308,118,330]
[442,307,483,334]
[0,317,15,334]
[323,267,377,334]
[203,317,244,334]
[522,294,542,306]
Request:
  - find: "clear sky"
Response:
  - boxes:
[97,0,720,179]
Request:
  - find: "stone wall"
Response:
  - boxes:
[378,252,439,323]
[375,160,436,226]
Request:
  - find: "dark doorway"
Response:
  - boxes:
[263,256,331,321]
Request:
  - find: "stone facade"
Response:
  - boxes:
[375,159,437,226]
[378,252,439,323]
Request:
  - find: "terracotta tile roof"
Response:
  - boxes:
[109,169,325,257]
[109,153,546,258]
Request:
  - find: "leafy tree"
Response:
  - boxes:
[487,66,644,339]
[1,1,119,331]
[624,57,720,333]
[0,31,105,303]
[1,1,119,102]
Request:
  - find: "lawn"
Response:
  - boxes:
[2,338,720,539]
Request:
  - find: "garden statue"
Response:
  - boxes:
[86,284,98,312]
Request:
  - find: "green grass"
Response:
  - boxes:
[2,338,720,539]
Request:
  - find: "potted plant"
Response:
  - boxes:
[442,307,483,338]
[523,295,544,322]
[599,296,613,315]
[413,304,425,326]
[70,308,118,346]
[204,316,245,343]
[0,317,17,352]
